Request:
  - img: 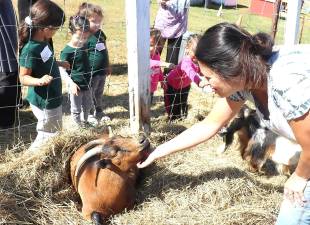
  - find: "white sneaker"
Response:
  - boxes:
[88,115,99,126]
[100,115,111,122]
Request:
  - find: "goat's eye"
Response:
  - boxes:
[115,146,129,153]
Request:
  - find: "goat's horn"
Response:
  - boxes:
[75,146,103,178]
[82,139,105,152]
[74,145,112,178]
[73,139,106,181]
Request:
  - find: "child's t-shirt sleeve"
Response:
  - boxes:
[150,59,161,68]
[60,50,69,62]
[19,48,35,68]
[60,50,72,74]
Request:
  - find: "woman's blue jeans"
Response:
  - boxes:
[276,182,310,225]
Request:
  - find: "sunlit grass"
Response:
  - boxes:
[1,1,309,224]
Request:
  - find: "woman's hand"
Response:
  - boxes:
[284,172,308,206]
[137,145,168,168]
[38,75,53,86]
[137,151,157,168]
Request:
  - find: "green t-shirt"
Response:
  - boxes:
[60,45,91,90]
[88,30,109,77]
[19,40,62,109]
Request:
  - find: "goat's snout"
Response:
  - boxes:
[138,135,146,144]
[138,135,150,150]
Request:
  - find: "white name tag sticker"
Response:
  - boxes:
[96,42,106,51]
[40,45,52,63]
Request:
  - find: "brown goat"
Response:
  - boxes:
[70,133,151,225]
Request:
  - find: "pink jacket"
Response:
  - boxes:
[167,56,201,90]
[154,0,189,39]
[150,52,164,93]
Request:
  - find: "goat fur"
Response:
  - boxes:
[70,133,151,223]
[219,106,299,175]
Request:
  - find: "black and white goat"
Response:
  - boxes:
[217,106,301,176]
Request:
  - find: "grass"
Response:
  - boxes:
[1,0,309,224]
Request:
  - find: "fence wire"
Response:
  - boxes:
[1,0,309,150]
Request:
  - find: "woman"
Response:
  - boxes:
[138,22,310,225]
[154,0,190,74]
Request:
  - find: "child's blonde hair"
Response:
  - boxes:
[184,34,201,56]
[78,2,103,18]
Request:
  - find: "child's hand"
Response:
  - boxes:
[198,78,209,88]
[167,63,175,70]
[69,82,80,96]
[198,78,214,93]
[160,80,168,91]
[107,66,112,75]
[161,62,175,69]
[38,75,53,86]
[58,61,71,70]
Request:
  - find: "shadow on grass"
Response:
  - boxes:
[111,63,128,75]
[137,165,284,204]
[0,108,37,151]
[205,2,248,10]
[61,93,71,115]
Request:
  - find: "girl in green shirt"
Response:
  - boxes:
[60,16,92,127]
[19,0,67,151]
[78,3,111,122]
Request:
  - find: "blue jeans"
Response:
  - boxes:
[276,181,310,225]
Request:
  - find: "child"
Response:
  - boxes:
[149,28,175,104]
[60,16,92,127]
[78,2,111,122]
[18,0,66,150]
[165,34,206,121]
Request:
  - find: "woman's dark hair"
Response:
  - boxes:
[19,0,65,50]
[68,15,90,34]
[195,22,274,88]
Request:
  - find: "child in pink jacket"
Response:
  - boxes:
[165,34,205,121]
[150,28,174,104]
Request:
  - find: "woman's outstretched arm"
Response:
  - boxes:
[138,97,244,168]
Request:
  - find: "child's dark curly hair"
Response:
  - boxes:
[68,15,90,34]
[184,34,201,56]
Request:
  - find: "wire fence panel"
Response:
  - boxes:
[1,0,309,150]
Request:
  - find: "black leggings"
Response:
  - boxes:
[164,84,190,121]
[158,36,183,75]
[0,72,21,128]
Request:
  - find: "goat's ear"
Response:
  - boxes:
[96,159,112,169]
[101,126,110,135]
[99,126,113,139]
[108,126,114,138]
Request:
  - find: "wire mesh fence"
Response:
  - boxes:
[1,0,309,151]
